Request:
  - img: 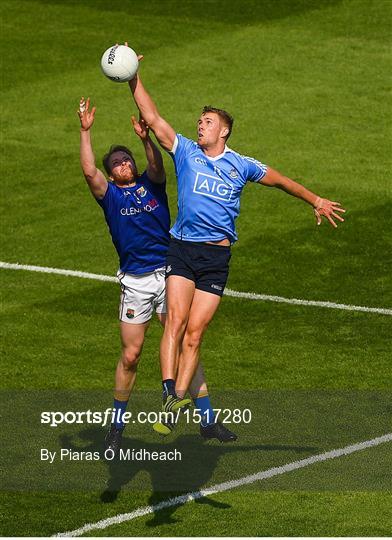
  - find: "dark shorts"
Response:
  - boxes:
[165,238,231,297]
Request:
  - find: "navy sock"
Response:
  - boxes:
[193,394,215,427]
[162,379,176,399]
[113,398,128,429]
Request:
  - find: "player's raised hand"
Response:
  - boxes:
[313,197,346,228]
[132,114,149,140]
[77,97,96,131]
[124,41,143,62]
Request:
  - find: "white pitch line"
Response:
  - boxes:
[223,288,392,315]
[55,432,392,537]
[0,262,118,283]
[1,261,391,315]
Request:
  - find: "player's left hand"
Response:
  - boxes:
[132,114,149,140]
[313,197,346,228]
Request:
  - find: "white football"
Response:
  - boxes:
[101,45,139,83]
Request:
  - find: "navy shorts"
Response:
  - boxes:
[165,238,231,297]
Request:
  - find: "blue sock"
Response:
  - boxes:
[162,379,176,399]
[193,394,215,427]
[113,398,128,429]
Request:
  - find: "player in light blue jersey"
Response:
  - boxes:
[169,128,268,244]
[127,57,346,439]
[78,97,235,455]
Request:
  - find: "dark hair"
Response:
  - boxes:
[202,105,234,140]
[102,145,136,176]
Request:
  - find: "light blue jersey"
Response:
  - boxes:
[169,134,267,243]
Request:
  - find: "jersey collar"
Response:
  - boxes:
[203,145,230,162]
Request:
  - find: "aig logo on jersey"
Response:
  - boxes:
[193,173,234,202]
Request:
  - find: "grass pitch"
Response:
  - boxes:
[1,0,391,536]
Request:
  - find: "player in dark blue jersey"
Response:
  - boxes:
[78,97,236,455]
[127,61,346,436]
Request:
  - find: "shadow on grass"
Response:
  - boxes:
[231,201,391,304]
[60,427,318,526]
[29,281,118,318]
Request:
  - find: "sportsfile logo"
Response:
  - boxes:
[193,173,234,201]
[40,407,252,427]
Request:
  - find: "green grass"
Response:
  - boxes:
[1,270,391,389]
[1,0,391,536]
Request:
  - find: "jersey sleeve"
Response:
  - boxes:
[242,155,268,183]
[96,181,115,213]
[168,133,196,171]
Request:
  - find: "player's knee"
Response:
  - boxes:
[183,327,205,351]
[166,311,187,339]
[121,348,140,371]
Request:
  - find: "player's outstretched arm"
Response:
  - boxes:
[131,115,166,184]
[261,167,346,228]
[128,71,176,152]
[78,98,108,199]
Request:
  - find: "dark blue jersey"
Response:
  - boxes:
[97,171,170,274]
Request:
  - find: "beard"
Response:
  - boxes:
[116,164,136,184]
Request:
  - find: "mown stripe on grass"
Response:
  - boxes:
[54,433,392,537]
[1,261,391,315]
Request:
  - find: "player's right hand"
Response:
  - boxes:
[77,97,96,131]
[124,41,143,62]
[124,41,143,83]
